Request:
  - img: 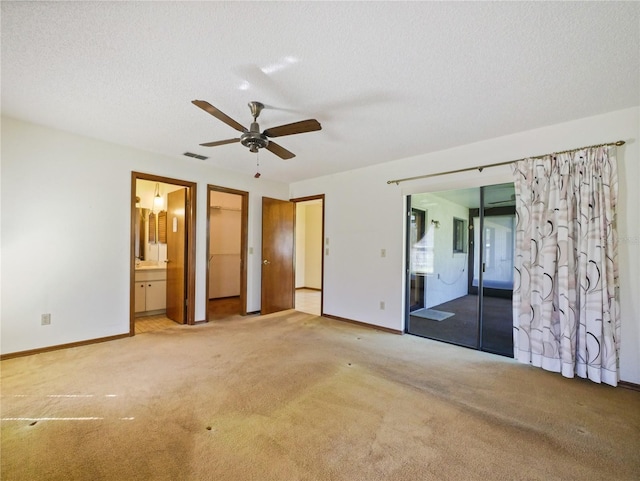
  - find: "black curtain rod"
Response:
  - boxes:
[387,140,626,185]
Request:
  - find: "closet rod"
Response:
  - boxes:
[386,140,626,185]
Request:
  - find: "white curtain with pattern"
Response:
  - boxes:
[511,146,620,386]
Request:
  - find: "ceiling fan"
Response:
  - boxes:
[192,100,321,159]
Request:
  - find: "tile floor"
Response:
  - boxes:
[134,314,180,334]
[295,288,321,316]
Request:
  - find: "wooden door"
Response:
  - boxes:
[166,188,187,324]
[261,197,295,314]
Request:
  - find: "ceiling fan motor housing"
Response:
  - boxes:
[240,121,269,152]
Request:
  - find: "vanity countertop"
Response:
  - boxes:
[135,264,166,271]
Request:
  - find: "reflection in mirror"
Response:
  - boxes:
[135,208,149,261]
[148,212,157,244]
[406,182,515,357]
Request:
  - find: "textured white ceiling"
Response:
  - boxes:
[2,1,638,183]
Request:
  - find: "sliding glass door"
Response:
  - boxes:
[406,183,515,357]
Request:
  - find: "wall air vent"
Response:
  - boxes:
[183,152,209,161]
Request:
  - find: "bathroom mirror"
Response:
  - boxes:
[135,208,149,260]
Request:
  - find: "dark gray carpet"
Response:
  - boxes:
[408,294,513,357]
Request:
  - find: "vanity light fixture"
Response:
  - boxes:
[153,183,163,209]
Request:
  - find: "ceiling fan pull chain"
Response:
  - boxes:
[254,151,261,179]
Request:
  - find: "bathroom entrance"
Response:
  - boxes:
[130,172,197,334]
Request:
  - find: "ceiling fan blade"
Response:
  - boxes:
[199,138,240,147]
[263,119,321,138]
[192,100,246,133]
[266,141,295,160]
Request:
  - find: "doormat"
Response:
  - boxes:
[410,308,454,322]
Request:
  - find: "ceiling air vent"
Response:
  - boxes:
[183,152,208,161]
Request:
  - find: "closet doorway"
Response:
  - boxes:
[206,186,248,321]
[406,183,515,357]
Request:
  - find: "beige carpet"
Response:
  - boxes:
[2,310,639,480]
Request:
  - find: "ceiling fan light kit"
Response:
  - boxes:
[192,99,321,160]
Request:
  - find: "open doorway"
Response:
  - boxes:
[292,195,324,316]
[206,185,248,321]
[130,173,197,335]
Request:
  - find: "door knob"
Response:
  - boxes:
[263,259,270,265]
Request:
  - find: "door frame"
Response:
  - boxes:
[206,185,249,320]
[408,207,426,312]
[467,204,515,299]
[291,194,325,316]
[130,172,197,334]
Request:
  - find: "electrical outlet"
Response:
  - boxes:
[325,248,329,256]
[379,301,385,310]
[381,248,386,258]
[41,313,51,326]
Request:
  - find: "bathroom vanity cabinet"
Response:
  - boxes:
[134,268,167,315]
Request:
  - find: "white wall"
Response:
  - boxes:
[303,203,323,289]
[295,206,307,288]
[295,202,323,289]
[290,107,640,384]
[1,117,288,354]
